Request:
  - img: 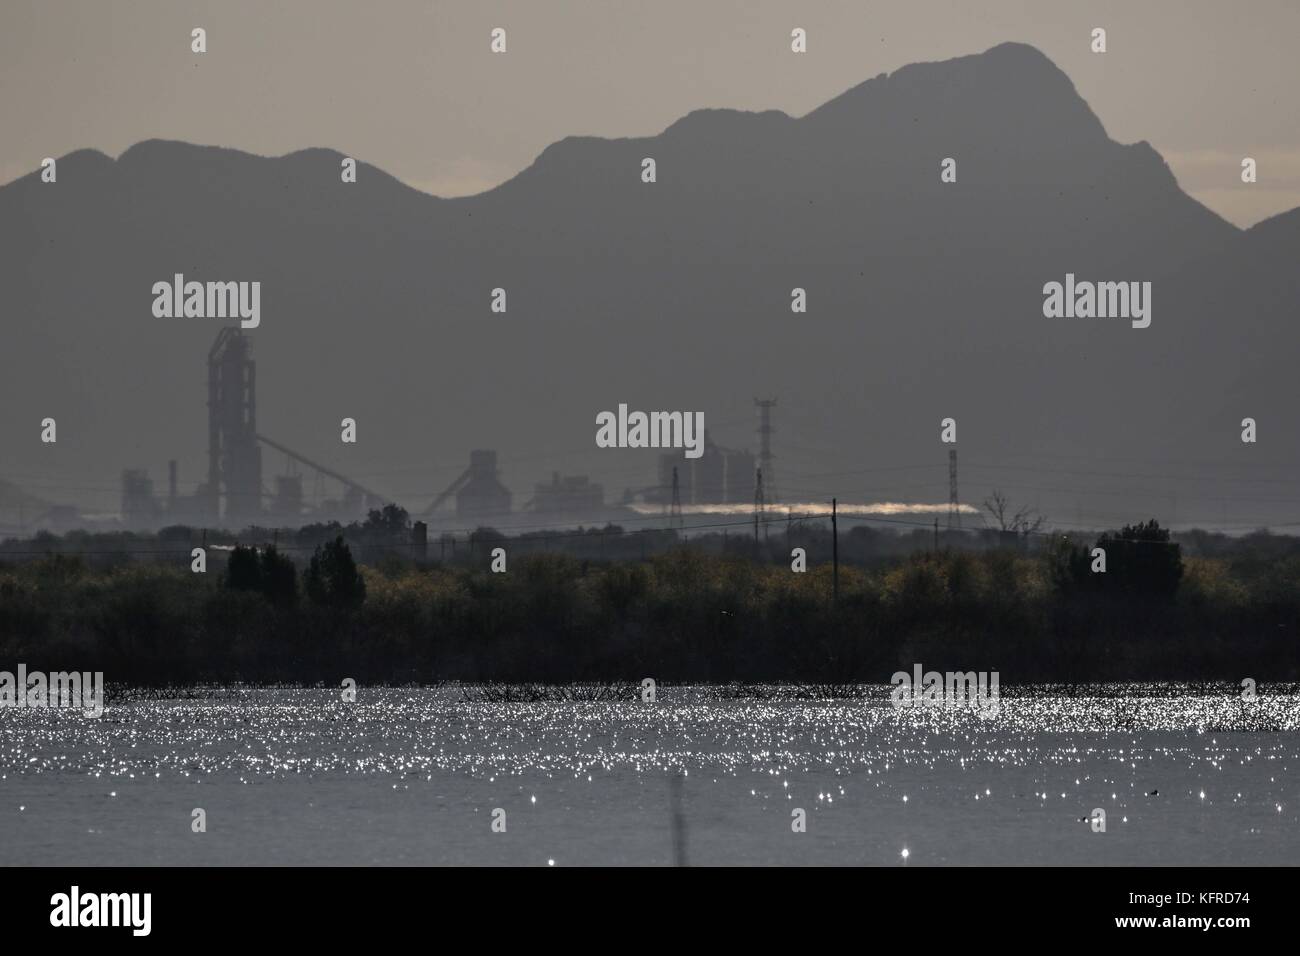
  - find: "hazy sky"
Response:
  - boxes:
[3,0,1299,227]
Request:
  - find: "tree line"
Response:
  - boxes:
[2,514,1298,685]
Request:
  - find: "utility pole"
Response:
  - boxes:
[831,497,839,605]
[754,468,764,545]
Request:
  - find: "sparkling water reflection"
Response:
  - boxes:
[1,685,1295,865]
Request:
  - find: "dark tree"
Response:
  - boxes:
[304,536,366,607]
[363,504,410,540]
[982,489,1045,537]
[1054,519,1183,599]
[225,544,263,592]
[1100,519,1183,598]
[259,545,298,604]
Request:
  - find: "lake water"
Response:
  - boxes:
[2,685,1296,865]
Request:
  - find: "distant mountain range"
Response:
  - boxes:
[2,41,1298,531]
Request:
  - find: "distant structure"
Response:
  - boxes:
[121,330,386,529]
[75,329,398,531]
[529,472,604,517]
[118,460,211,530]
[256,433,385,523]
[423,450,512,523]
[458,451,512,521]
[755,398,777,503]
[209,328,388,526]
[948,448,961,531]
[121,469,161,527]
[208,328,262,526]
[270,472,303,521]
[650,432,755,508]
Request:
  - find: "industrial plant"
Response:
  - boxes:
[6,328,788,535]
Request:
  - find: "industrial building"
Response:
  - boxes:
[120,469,161,527]
[99,329,778,533]
[652,432,756,507]
[528,473,605,517]
[114,328,388,530]
[421,450,513,524]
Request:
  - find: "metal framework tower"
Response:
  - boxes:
[754,398,777,503]
[208,328,262,526]
[947,448,961,531]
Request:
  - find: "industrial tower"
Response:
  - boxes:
[208,328,262,526]
[202,327,388,527]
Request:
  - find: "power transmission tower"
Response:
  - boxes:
[755,398,777,503]
[947,448,961,531]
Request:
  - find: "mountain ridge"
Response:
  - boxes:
[0,42,1295,530]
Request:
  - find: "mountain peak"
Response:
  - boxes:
[981,40,1066,68]
[117,138,243,164]
[804,42,1105,146]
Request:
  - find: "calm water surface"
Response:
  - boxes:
[1,685,1296,865]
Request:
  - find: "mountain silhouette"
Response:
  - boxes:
[1,41,1295,530]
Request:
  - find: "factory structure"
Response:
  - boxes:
[641,433,755,509]
[104,329,777,532]
[120,328,391,530]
